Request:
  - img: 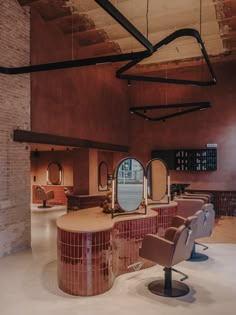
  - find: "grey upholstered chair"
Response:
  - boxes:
[139,215,198,297]
[172,203,215,261]
[174,197,205,217]
[183,191,213,203]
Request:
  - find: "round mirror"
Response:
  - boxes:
[98,161,108,191]
[146,158,168,202]
[116,158,144,212]
[47,162,62,185]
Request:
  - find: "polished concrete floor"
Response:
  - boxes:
[0,206,236,315]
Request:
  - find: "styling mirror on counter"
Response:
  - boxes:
[146,158,170,204]
[98,161,109,191]
[111,157,147,218]
[47,161,62,185]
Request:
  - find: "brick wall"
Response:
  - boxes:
[0,1,31,257]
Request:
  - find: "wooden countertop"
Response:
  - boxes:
[56,201,177,233]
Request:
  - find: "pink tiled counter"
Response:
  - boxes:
[57,202,177,296]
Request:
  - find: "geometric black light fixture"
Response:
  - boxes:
[129,102,211,122]
[0,0,217,88]
[116,29,216,86]
[96,0,217,86]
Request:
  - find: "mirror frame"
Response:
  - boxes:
[146,158,170,204]
[98,161,109,191]
[47,161,62,185]
[111,157,147,218]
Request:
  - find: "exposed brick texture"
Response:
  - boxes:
[0,1,31,257]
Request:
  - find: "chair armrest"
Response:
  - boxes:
[139,234,175,267]
[171,215,186,228]
[164,227,178,242]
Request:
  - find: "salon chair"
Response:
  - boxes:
[180,194,209,203]
[35,185,55,208]
[139,216,198,297]
[174,197,205,217]
[172,203,215,261]
[183,191,213,203]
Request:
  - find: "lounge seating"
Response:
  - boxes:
[139,215,198,297]
[35,185,55,208]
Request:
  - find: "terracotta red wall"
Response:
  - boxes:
[31,150,74,186]
[30,9,236,189]
[98,151,113,174]
[32,185,72,205]
[128,61,236,187]
[31,9,129,147]
[31,149,74,204]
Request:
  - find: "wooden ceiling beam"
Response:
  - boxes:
[14,130,129,153]
[17,0,39,6]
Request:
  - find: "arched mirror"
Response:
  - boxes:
[98,161,108,191]
[146,158,170,204]
[47,161,62,185]
[112,157,146,217]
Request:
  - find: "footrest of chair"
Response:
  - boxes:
[171,267,188,281]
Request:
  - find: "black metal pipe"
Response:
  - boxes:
[95,0,153,53]
[117,28,217,86]
[164,268,172,291]
[0,50,149,75]
[130,101,211,111]
[130,102,211,121]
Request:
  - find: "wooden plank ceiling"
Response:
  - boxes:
[18,0,236,72]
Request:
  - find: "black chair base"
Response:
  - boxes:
[37,205,52,209]
[187,242,209,261]
[187,252,208,262]
[148,279,190,297]
[37,200,52,208]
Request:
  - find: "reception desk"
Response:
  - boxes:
[57,202,177,296]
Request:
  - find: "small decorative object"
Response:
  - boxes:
[100,191,124,214]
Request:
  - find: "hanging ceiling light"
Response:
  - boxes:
[129,102,211,122]
[129,0,212,122]
[0,0,217,87]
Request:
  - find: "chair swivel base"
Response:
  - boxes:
[187,252,208,262]
[148,280,190,297]
[37,205,52,209]
[37,200,52,208]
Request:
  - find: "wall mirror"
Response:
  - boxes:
[146,158,169,204]
[112,157,146,217]
[98,161,108,191]
[47,161,62,185]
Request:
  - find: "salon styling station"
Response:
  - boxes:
[57,202,177,296]
[57,158,178,296]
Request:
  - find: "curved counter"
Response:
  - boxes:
[57,202,177,296]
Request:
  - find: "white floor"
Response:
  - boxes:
[0,207,236,315]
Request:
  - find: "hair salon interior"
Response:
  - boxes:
[1,0,236,314]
